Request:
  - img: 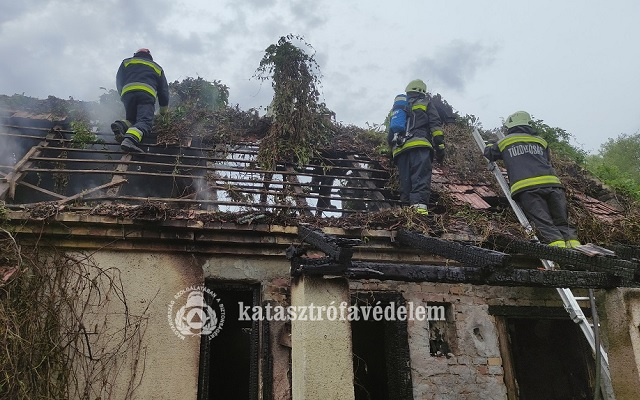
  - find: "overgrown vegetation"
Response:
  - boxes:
[0,231,149,399]
[254,34,333,169]
[585,133,640,202]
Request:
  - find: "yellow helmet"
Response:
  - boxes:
[504,111,532,128]
[405,79,427,94]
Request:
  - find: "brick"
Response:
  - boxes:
[476,365,488,375]
[488,366,504,375]
[487,357,502,366]
[472,357,487,365]
[457,355,472,365]
[449,284,464,295]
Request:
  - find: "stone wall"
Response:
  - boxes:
[350,280,566,400]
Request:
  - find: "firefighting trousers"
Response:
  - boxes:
[121,91,156,143]
[395,147,433,206]
[515,187,578,244]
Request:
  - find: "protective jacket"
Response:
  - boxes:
[116,53,169,109]
[390,93,444,159]
[484,125,562,197]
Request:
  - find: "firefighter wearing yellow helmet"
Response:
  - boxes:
[387,79,445,216]
[484,111,581,248]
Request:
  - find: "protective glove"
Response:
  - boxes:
[435,144,445,164]
[159,106,169,115]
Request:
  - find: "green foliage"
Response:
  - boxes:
[70,120,103,148]
[255,34,333,169]
[0,94,90,123]
[98,87,121,107]
[584,133,640,202]
[458,113,483,130]
[170,77,229,110]
[599,133,640,178]
[530,119,587,164]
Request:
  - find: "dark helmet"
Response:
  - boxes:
[134,48,151,57]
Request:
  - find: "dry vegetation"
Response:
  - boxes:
[0,228,149,399]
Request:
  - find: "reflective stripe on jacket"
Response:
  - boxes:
[390,95,444,158]
[116,56,169,107]
[483,126,562,197]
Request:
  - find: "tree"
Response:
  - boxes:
[529,118,587,164]
[598,133,640,180]
[585,133,640,201]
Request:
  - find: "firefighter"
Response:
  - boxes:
[388,79,445,215]
[111,48,169,153]
[484,111,581,248]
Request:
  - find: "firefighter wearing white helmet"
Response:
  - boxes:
[387,79,445,216]
[484,111,581,248]
[111,48,170,153]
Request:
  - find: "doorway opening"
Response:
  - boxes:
[198,282,260,400]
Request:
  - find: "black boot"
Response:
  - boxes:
[110,121,127,143]
[121,137,144,153]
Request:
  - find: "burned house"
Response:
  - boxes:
[2,97,640,400]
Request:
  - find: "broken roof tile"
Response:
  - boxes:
[450,192,491,209]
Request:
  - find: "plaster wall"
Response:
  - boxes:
[76,251,204,400]
[604,288,640,399]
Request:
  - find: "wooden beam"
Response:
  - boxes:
[58,179,128,205]
[16,180,66,199]
[346,155,390,210]
[493,235,639,281]
[106,154,132,197]
[397,229,511,268]
[0,133,57,200]
[292,261,625,288]
[297,225,360,265]
[494,317,518,400]
[284,166,312,217]
[488,305,591,318]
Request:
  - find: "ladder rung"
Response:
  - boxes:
[573,297,591,301]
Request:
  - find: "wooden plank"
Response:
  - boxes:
[297,225,359,265]
[0,133,57,200]
[58,180,128,205]
[494,317,519,400]
[284,166,312,217]
[16,180,66,200]
[292,261,625,288]
[346,155,391,210]
[106,154,132,197]
[495,236,638,281]
[397,229,511,268]
[204,160,220,211]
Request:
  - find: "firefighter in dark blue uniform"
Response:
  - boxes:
[484,111,581,248]
[388,79,445,215]
[111,48,169,153]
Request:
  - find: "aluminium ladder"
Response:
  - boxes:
[471,128,615,399]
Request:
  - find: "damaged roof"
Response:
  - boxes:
[0,97,637,248]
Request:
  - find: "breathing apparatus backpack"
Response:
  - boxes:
[388,94,411,146]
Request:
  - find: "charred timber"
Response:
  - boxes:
[494,236,639,281]
[291,261,624,288]
[397,229,511,268]
[608,244,640,263]
[297,225,361,266]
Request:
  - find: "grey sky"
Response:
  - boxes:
[1,0,638,152]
